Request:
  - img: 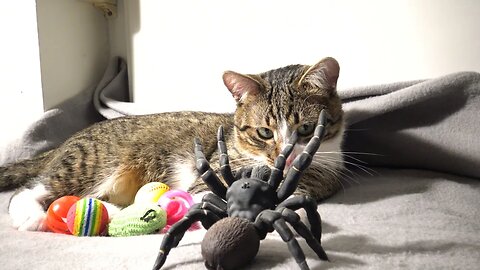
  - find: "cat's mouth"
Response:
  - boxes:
[286,153,297,168]
[281,142,314,172]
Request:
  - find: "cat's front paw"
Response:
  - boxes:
[11,210,47,231]
[9,197,47,231]
[8,187,48,231]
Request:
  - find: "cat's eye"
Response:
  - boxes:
[297,123,316,136]
[256,127,274,140]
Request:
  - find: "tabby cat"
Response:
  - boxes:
[0,57,344,231]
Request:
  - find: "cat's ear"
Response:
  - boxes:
[223,71,263,102]
[299,57,340,91]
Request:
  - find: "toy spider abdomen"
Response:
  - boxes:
[153,110,329,270]
[201,217,260,270]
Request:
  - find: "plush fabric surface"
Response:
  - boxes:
[0,58,479,269]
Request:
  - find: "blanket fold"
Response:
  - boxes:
[339,71,480,179]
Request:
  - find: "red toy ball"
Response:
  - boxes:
[46,196,80,234]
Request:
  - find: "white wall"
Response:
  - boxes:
[1,0,479,147]
[116,0,480,114]
[0,2,44,145]
[37,0,110,110]
[0,0,111,148]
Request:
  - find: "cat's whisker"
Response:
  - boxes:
[314,162,357,194]
[310,159,360,185]
[313,154,377,177]
[343,155,376,167]
[316,151,368,164]
[325,152,370,166]
[335,169,359,189]
[334,156,377,176]
[315,164,353,188]
[324,167,349,192]
[326,157,375,177]
[316,150,382,166]
[318,150,383,157]
[343,128,373,132]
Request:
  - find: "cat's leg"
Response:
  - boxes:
[8,182,50,231]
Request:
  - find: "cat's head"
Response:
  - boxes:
[223,57,343,167]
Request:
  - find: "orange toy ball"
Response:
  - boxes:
[46,196,80,234]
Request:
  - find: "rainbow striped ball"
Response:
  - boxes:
[66,198,109,236]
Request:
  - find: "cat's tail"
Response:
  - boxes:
[0,152,51,191]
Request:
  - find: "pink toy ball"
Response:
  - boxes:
[164,199,188,225]
[158,190,194,225]
[67,198,109,236]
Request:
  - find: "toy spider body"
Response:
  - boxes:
[153,110,329,270]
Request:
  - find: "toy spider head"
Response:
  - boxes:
[153,110,329,270]
[225,165,276,221]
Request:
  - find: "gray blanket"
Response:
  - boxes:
[1,57,479,269]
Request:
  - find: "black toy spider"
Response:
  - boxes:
[152,110,329,270]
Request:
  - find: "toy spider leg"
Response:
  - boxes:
[190,193,228,222]
[276,109,327,202]
[268,130,299,190]
[276,207,328,261]
[152,194,227,270]
[277,195,322,242]
[217,126,236,186]
[194,138,228,199]
[254,209,328,270]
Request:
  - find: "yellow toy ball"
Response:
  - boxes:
[134,182,170,204]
